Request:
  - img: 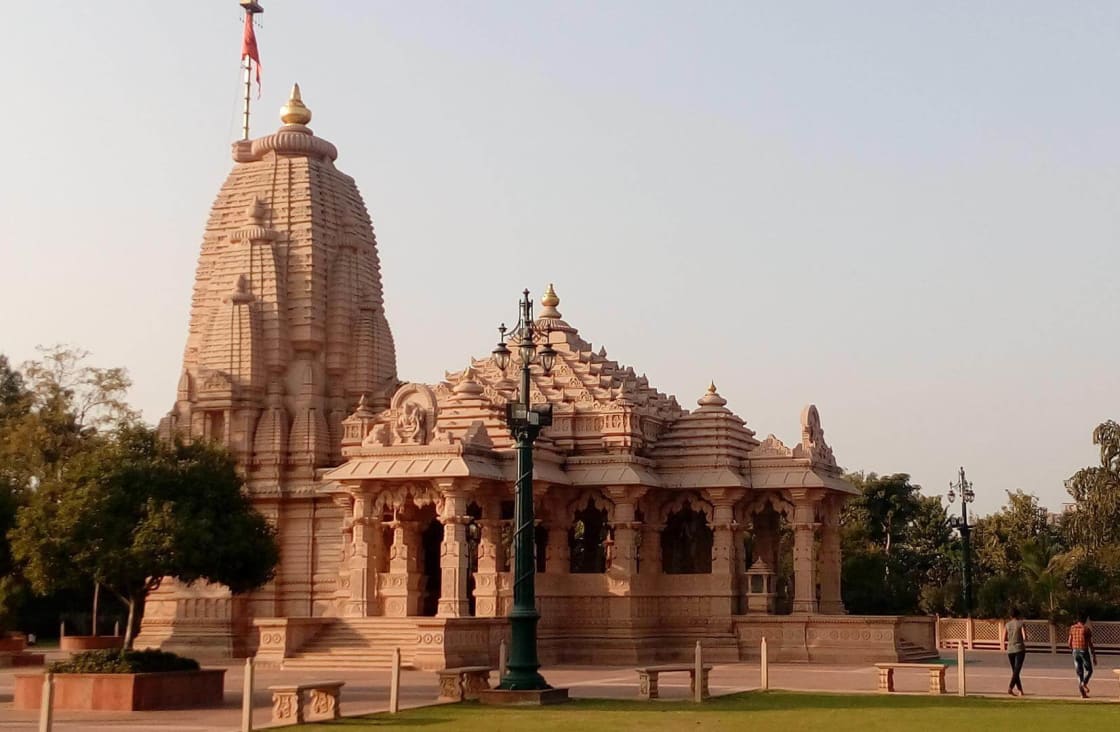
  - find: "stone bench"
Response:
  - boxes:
[874,663,946,695]
[269,681,344,724]
[636,664,712,700]
[437,666,492,701]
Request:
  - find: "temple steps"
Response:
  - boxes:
[282,618,422,670]
[897,639,940,662]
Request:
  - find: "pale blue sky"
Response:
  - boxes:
[1,2,1117,514]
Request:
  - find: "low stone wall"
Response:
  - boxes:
[733,615,937,663]
[60,636,124,652]
[14,669,225,711]
[252,617,335,667]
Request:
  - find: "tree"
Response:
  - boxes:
[11,425,279,649]
[844,473,923,560]
[1064,420,1120,549]
[0,347,138,634]
[0,355,32,630]
[971,491,1058,579]
[841,473,955,614]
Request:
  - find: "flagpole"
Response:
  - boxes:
[240,1,263,140]
[242,55,252,140]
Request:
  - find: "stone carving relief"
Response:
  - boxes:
[792,404,836,467]
[395,402,426,444]
[754,433,792,458]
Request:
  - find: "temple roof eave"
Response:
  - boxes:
[562,461,662,488]
[323,452,505,483]
[749,462,856,494]
[657,466,750,490]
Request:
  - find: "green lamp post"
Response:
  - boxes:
[947,466,975,616]
[491,289,557,690]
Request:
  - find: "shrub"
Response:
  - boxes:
[48,648,200,674]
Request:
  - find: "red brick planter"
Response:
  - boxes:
[14,669,225,711]
[0,634,27,653]
[59,635,125,652]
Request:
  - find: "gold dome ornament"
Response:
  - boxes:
[280,84,312,126]
[541,283,560,308]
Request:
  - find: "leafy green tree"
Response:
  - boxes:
[1019,536,1071,620]
[0,355,31,630]
[0,347,138,633]
[1064,420,1120,549]
[11,425,279,649]
[841,473,957,614]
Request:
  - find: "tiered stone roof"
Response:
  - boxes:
[329,286,852,496]
[160,86,398,484]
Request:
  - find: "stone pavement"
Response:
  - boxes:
[0,650,1116,731]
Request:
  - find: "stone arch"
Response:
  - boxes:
[656,491,713,525]
[565,489,615,523]
[569,495,611,574]
[660,499,714,575]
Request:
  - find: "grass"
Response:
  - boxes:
[290,690,1120,731]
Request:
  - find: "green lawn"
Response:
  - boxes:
[291,691,1119,732]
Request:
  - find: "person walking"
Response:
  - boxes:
[1068,611,1098,698]
[1003,607,1027,696]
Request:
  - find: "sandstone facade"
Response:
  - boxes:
[138,87,934,665]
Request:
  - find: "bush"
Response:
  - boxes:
[48,648,200,674]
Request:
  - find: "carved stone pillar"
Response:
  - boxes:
[384,519,422,617]
[707,499,737,576]
[818,497,845,614]
[545,523,569,574]
[731,522,749,614]
[437,485,471,618]
[606,488,640,580]
[790,489,822,614]
[640,523,663,574]
[343,492,385,616]
[474,516,503,617]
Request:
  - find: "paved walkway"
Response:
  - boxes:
[0,650,1116,730]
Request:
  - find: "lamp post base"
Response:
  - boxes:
[478,687,571,706]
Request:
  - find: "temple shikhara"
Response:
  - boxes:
[138,87,936,667]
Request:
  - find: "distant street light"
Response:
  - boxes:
[947,467,976,616]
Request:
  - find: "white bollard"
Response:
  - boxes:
[59,621,65,640]
[241,657,254,732]
[957,640,966,697]
[38,672,54,732]
[389,646,401,714]
[498,639,508,681]
[114,621,120,638]
[760,637,769,690]
[694,640,703,703]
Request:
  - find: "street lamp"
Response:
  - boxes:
[947,466,976,616]
[491,288,555,691]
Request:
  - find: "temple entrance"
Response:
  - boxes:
[570,498,609,573]
[662,502,713,574]
[420,515,443,617]
[466,502,482,616]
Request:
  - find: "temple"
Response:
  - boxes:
[138,87,936,667]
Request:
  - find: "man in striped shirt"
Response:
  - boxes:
[1068,611,1097,698]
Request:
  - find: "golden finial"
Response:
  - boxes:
[699,381,727,408]
[280,83,312,126]
[541,283,560,308]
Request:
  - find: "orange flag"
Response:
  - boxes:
[242,12,262,97]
